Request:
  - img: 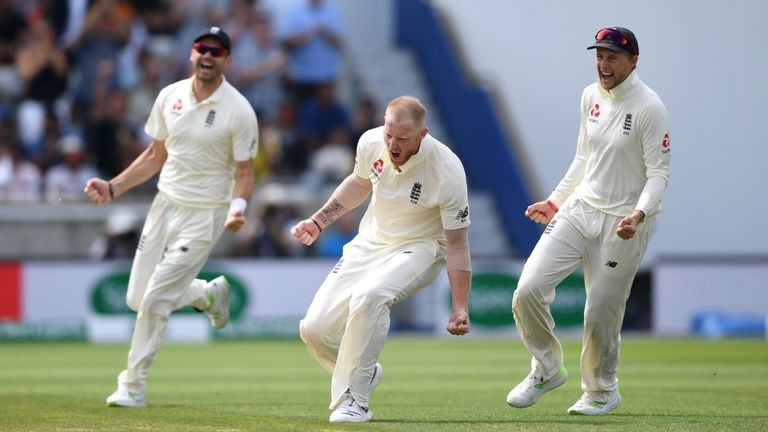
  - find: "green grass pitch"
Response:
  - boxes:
[0,337,766,431]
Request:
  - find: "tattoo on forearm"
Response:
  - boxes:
[317,199,346,226]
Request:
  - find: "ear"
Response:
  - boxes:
[420,127,429,140]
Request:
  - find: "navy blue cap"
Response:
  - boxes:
[194,26,231,51]
[587,27,639,56]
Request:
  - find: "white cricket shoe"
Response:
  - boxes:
[329,392,373,423]
[106,385,145,408]
[506,366,568,408]
[204,276,230,329]
[567,391,622,415]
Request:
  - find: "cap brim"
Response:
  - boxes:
[587,41,634,54]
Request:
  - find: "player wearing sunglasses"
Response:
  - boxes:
[85,26,259,408]
[506,26,671,415]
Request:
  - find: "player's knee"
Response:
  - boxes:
[299,317,329,347]
[126,296,141,312]
[349,289,389,315]
[512,280,537,310]
[137,291,173,317]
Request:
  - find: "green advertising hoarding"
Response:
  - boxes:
[463,271,586,329]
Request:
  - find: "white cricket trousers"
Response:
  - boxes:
[117,193,227,391]
[512,197,653,399]
[300,236,445,409]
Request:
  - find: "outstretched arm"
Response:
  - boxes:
[444,227,471,336]
[290,173,372,246]
[84,139,167,205]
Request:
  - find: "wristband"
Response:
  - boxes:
[310,218,323,232]
[546,199,559,212]
[229,197,247,214]
[108,182,115,199]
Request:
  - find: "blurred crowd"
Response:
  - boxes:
[0,0,379,258]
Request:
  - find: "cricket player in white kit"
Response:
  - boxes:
[84,27,258,408]
[506,27,670,415]
[291,96,472,423]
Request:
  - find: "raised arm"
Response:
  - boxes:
[291,173,372,246]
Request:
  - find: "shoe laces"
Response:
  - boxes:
[520,372,544,390]
[575,394,596,407]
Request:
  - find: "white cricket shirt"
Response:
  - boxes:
[548,72,671,217]
[145,76,258,208]
[353,126,470,245]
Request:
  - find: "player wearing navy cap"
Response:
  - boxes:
[506,26,670,415]
[85,26,258,408]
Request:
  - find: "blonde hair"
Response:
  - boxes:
[385,96,427,128]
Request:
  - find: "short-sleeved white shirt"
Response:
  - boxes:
[145,76,258,208]
[353,126,470,245]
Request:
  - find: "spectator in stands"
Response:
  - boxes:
[298,82,350,152]
[0,0,26,64]
[44,133,98,203]
[125,48,165,130]
[230,13,286,122]
[89,206,142,259]
[86,60,127,177]
[305,125,353,187]
[14,18,70,159]
[350,96,380,151]
[0,0,26,103]
[281,0,344,102]
[231,202,302,257]
[0,140,42,203]
[30,110,64,174]
[270,101,307,178]
[69,0,133,120]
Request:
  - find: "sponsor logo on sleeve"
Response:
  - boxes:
[171,99,183,116]
[661,133,670,153]
[454,206,469,223]
[589,103,600,123]
[370,159,384,181]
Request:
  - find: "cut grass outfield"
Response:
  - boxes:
[0,338,766,431]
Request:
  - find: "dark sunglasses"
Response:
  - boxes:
[193,42,229,58]
[595,28,636,55]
